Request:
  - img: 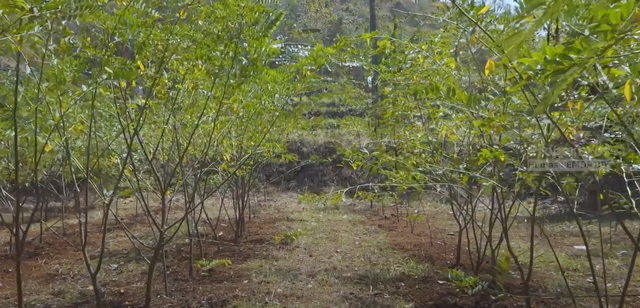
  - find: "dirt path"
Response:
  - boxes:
[232,201,427,308]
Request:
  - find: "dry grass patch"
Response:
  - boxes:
[236,202,428,308]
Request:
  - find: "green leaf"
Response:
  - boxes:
[609,10,622,24]
[1,0,27,12]
[118,188,135,198]
[518,58,538,67]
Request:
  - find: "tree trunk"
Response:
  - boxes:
[14,225,24,308]
[369,0,380,132]
[144,234,165,308]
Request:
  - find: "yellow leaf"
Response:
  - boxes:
[44,143,53,152]
[478,5,491,15]
[567,101,574,109]
[599,193,604,200]
[446,57,456,70]
[484,58,495,76]
[110,154,118,165]
[624,79,632,102]
[71,124,85,133]
[179,9,187,19]
[136,61,145,72]
[576,100,583,111]
[469,34,478,45]
[120,80,127,88]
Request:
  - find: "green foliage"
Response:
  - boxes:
[495,251,512,277]
[0,0,307,189]
[397,257,429,277]
[298,192,324,204]
[405,213,426,222]
[314,0,640,217]
[195,258,233,270]
[448,269,489,295]
[273,229,305,244]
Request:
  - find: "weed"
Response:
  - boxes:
[530,250,582,272]
[495,250,511,277]
[273,229,305,244]
[195,258,232,271]
[397,257,429,277]
[448,269,489,295]
[406,213,426,234]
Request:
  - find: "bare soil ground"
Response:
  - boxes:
[1,192,639,307]
[363,196,640,308]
